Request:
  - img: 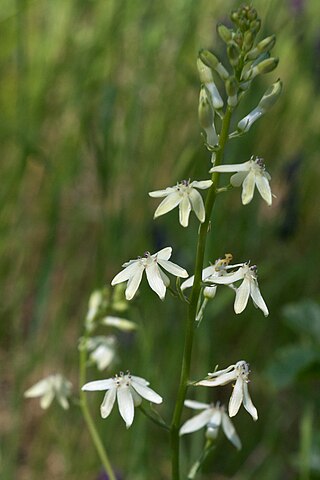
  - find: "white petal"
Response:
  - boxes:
[157,259,188,278]
[234,278,251,314]
[130,387,142,407]
[228,376,243,417]
[101,316,137,332]
[241,170,256,204]
[179,195,192,227]
[82,379,115,391]
[207,364,235,377]
[255,173,272,206]
[56,394,69,410]
[197,370,237,387]
[230,171,248,187]
[208,409,222,428]
[179,409,213,436]
[189,189,205,222]
[24,378,52,398]
[210,161,251,173]
[145,262,166,299]
[111,261,140,286]
[117,386,135,428]
[125,265,144,300]
[100,387,117,419]
[180,265,215,290]
[131,381,162,404]
[222,413,242,449]
[191,180,212,189]
[242,382,258,421]
[251,280,269,316]
[40,390,55,409]
[211,268,244,285]
[131,375,150,386]
[154,247,172,261]
[184,399,210,410]
[153,192,182,218]
[148,187,176,197]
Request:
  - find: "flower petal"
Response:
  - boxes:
[111,261,140,286]
[241,170,256,205]
[184,399,210,410]
[82,379,115,391]
[222,412,242,449]
[179,409,213,436]
[208,409,222,428]
[125,265,144,300]
[234,278,251,314]
[131,381,162,404]
[211,268,244,285]
[148,187,176,198]
[131,375,150,386]
[197,370,237,387]
[145,262,166,299]
[40,390,55,409]
[210,161,251,174]
[159,268,170,287]
[117,386,135,428]
[180,265,216,290]
[251,280,269,316]
[154,247,172,261]
[24,378,52,398]
[189,189,205,222]
[242,382,258,421]
[191,180,213,189]
[255,173,272,206]
[100,387,117,419]
[230,171,248,187]
[153,192,182,218]
[228,376,243,417]
[179,195,191,227]
[157,259,188,278]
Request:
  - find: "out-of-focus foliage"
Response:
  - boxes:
[0,0,319,479]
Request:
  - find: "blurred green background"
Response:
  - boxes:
[1,0,320,478]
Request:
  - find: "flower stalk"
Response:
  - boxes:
[170,107,233,479]
[79,332,117,480]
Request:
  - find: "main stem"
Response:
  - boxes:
[170,107,233,480]
[79,334,117,480]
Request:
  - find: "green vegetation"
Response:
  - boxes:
[1,0,320,478]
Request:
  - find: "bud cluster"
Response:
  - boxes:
[197,4,281,147]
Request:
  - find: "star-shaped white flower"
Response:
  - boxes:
[111,247,188,301]
[196,361,258,421]
[180,254,234,299]
[82,371,163,428]
[180,399,241,449]
[211,263,269,316]
[24,374,72,410]
[149,180,212,227]
[86,336,116,371]
[210,156,272,206]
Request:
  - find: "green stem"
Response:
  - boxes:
[79,335,117,480]
[170,107,233,480]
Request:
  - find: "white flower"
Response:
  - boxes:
[111,247,188,301]
[211,263,269,316]
[210,156,272,206]
[180,400,241,450]
[196,361,258,421]
[149,180,212,227]
[180,254,234,299]
[82,371,163,428]
[101,316,137,332]
[24,374,72,410]
[87,336,116,371]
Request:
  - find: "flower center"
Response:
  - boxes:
[235,361,250,381]
[113,370,132,387]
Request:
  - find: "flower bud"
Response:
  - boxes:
[237,79,282,133]
[206,426,219,440]
[250,18,261,34]
[243,30,254,52]
[197,58,223,109]
[217,24,232,43]
[242,57,279,81]
[101,316,137,332]
[204,286,217,300]
[198,86,218,146]
[226,77,238,107]
[246,35,276,60]
[227,42,241,67]
[199,49,229,80]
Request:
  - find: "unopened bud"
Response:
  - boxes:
[198,87,218,146]
[206,426,219,440]
[101,316,137,332]
[217,24,232,43]
[226,77,238,107]
[247,35,276,60]
[243,57,279,81]
[250,18,261,34]
[243,30,254,52]
[197,58,223,109]
[227,42,241,67]
[199,49,229,80]
[204,286,217,300]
